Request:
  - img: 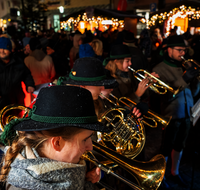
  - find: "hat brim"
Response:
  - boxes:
[13,119,110,132]
[167,43,187,47]
[65,77,118,87]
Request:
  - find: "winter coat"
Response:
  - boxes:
[0,54,35,109]
[6,146,98,190]
[24,49,56,86]
[152,60,200,119]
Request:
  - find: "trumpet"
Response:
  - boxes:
[128,66,180,97]
[181,56,200,69]
[100,93,171,129]
[82,141,166,190]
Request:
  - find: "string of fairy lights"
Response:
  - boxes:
[149,5,200,36]
[60,12,125,32]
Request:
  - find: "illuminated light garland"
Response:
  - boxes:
[146,4,200,36]
[60,12,125,32]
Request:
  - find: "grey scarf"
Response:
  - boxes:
[7,146,97,190]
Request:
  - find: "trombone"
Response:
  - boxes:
[82,141,166,190]
[100,93,171,129]
[128,66,180,97]
[181,56,200,82]
[181,56,200,69]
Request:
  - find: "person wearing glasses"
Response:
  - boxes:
[152,35,200,188]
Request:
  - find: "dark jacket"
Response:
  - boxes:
[0,54,35,109]
[112,70,141,104]
[153,60,200,119]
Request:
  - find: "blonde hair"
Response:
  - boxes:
[91,39,103,56]
[105,59,124,78]
[0,127,84,182]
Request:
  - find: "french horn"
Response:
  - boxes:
[0,105,166,190]
[0,104,30,131]
[98,107,145,159]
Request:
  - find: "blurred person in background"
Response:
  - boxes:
[0,37,35,109]
[46,39,70,78]
[24,37,55,95]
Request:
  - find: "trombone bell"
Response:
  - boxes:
[91,141,166,190]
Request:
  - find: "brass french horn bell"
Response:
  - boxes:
[0,104,30,131]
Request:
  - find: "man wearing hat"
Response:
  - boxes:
[58,57,142,116]
[153,35,200,187]
[0,37,35,110]
[59,57,118,101]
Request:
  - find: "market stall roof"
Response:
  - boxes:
[60,7,143,21]
[150,0,200,16]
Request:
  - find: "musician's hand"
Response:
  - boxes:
[147,72,160,83]
[86,167,101,183]
[132,107,142,118]
[27,86,35,93]
[150,72,159,78]
[135,79,150,97]
[182,67,199,83]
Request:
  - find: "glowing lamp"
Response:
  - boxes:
[80,21,85,29]
[102,20,113,25]
[59,6,64,13]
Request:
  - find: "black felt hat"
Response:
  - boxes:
[103,44,131,66]
[167,35,186,47]
[65,57,118,87]
[123,31,136,43]
[13,86,109,132]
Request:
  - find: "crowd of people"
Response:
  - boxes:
[0,24,200,190]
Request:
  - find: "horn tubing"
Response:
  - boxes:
[92,141,166,190]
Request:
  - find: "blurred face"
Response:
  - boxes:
[58,130,94,164]
[84,86,105,100]
[46,46,55,55]
[168,46,186,62]
[115,57,132,72]
[24,44,30,54]
[0,49,11,60]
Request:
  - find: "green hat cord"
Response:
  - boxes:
[103,54,131,67]
[0,104,98,145]
[0,119,21,146]
[69,70,107,81]
[0,106,37,146]
[57,76,68,85]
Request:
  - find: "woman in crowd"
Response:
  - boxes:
[103,44,156,105]
[0,85,109,190]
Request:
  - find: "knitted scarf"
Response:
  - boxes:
[6,146,98,190]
